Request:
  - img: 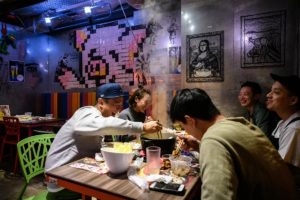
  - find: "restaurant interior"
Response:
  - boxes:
[0,0,299,125]
[0,0,299,199]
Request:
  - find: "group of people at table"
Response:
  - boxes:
[44,73,300,200]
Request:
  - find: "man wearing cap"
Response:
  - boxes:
[266,73,300,168]
[45,83,162,199]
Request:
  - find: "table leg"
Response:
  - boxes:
[28,128,32,137]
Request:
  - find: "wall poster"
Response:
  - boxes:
[169,46,181,74]
[186,31,224,82]
[0,105,11,118]
[241,10,286,68]
[9,60,25,82]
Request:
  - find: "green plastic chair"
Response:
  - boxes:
[17,133,56,200]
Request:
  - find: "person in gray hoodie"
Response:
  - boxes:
[45,83,162,200]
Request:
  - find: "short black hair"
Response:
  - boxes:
[240,81,262,95]
[270,73,300,109]
[270,73,300,98]
[170,88,220,123]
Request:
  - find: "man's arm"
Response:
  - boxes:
[73,107,161,136]
[71,107,143,136]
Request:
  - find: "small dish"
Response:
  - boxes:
[169,155,192,176]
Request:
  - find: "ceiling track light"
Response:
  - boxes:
[44,17,51,24]
[84,6,92,14]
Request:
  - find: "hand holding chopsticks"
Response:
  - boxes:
[145,116,154,122]
[176,134,200,152]
[143,120,163,134]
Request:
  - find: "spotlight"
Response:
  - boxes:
[190,25,194,31]
[45,17,51,24]
[183,13,189,20]
[84,6,92,14]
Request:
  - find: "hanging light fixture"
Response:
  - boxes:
[43,9,55,25]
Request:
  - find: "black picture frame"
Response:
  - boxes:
[241,10,286,68]
[186,31,224,82]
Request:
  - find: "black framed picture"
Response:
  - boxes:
[9,60,25,82]
[241,10,286,68]
[186,31,224,82]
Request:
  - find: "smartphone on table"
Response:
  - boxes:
[149,182,185,195]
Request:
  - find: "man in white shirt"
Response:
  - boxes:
[45,83,162,200]
[266,73,300,168]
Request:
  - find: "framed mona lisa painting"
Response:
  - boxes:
[186,31,224,82]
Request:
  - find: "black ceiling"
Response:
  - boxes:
[0,0,137,33]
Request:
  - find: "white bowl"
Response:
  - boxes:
[101,147,134,174]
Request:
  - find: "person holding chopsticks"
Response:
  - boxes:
[118,84,153,141]
[169,88,297,200]
[45,83,162,200]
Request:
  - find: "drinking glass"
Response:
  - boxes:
[145,146,161,175]
[45,114,53,119]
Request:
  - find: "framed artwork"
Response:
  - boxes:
[9,60,25,82]
[241,10,286,68]
[169,46,181,74]
[186,31,224,82]
[0,105,11,117]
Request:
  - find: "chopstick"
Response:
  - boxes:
[112,135,117,142]
[157,120,162,139]
[157,130,162,139]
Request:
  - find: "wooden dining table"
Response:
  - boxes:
[0,117,65,137]
[46,158,201,200]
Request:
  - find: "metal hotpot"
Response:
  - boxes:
[141,132,176,156]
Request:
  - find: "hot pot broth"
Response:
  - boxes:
[141,132,176,155]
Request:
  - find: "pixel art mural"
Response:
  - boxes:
[54,9,181,90]
[53,21,148,90]
[77,22,147,88]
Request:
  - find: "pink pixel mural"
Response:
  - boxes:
[55,9,181,90]
[55,21,147,89]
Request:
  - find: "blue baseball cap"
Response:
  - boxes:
[96,83,125,99]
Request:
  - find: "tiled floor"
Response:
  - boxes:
[0,161,98,200]
[0,161,46,200]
